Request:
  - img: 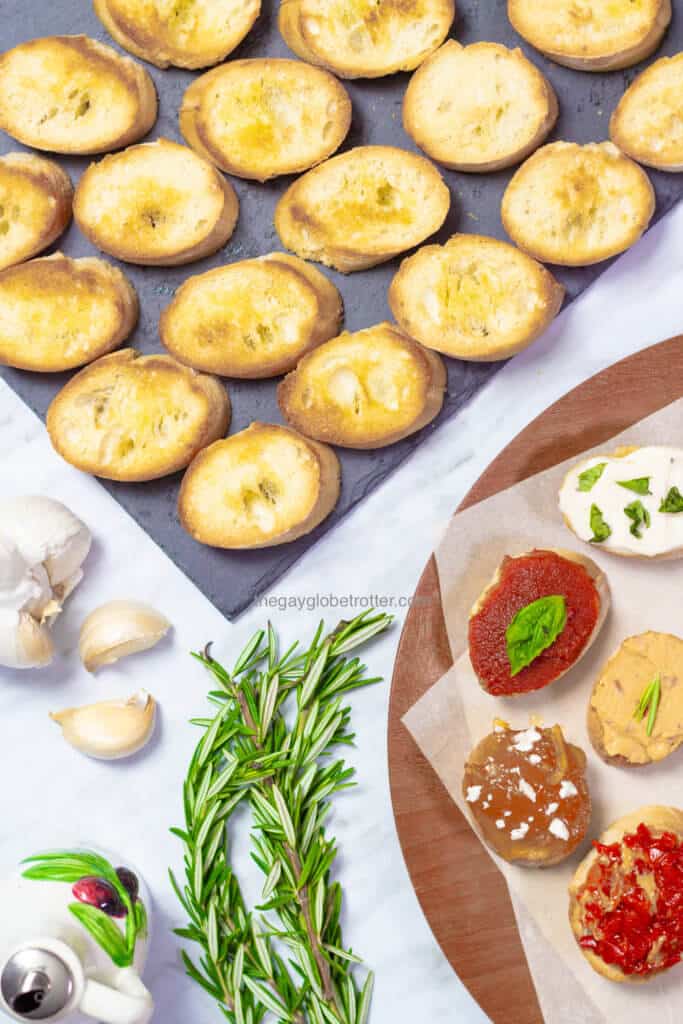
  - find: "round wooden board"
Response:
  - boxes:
[388,335,683,1024]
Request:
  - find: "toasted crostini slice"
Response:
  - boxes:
[501,142,654,267]
[403,41,558,173]
[388,234,564,361]
[469,548,610,697]
[277,322,446,449]
[610,53,683,171]
[94,0,261,70]
[587,632,683,768]
[180,58,351,182]
[46,349,230,482]
[558,444,683,559]
[73,139,238,267]
[278,0,454,78]
[0,253,137,372]
[274,145,450,273]
[569,807,683,981]
[179,422,340,548]
[0,35,157,155]
[160,253,342,378]
[0,153,73,273]
[508,0,671,71]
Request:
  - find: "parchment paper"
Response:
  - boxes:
[403,397,683,1024]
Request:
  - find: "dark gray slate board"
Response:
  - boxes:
[1,0,682,617]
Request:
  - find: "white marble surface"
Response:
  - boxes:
[3,202,683,1023]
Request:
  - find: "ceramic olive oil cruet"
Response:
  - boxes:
[0,848,153,1023]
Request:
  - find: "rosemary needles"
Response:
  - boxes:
[170,610,392,1024]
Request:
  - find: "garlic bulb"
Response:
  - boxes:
[50,689,156,759]
[79,600,171,672]
[0,497,91,669]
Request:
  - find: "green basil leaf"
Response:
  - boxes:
[578,463,607,492]
[659,486,683,513]
[624,500,651,539]
[617,477,651,495]
[68,903,132,968]
[506,595,567,677]
[589,504,611,543]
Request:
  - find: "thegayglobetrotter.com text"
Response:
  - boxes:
[256,592,422,613]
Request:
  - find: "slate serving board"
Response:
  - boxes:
[1,0,682,619]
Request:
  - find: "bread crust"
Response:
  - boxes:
[610,53,683,171]
[388,233,564,361]
[568,806,683,982]
[278,322,446,449]
[46,349,230,482]
[469,548,610,695]
[180,59,351,182]
[178,422,341,548]
[0,153,73,273]
[508,0,671,72]
[403,41,558,173]
[73,138,238,266]
[94,0,261,70]
[0,253,138,372]
[502,141,654,267]
[159,253,342,378]
[278,0,454,79]
[0,35,157,155]
[274,145,450,273]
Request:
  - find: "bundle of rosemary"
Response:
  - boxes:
[170,610,392,1024]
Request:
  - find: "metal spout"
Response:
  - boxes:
[1,949,73,1019]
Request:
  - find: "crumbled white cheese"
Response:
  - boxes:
[510,766,521,775]
[559,780,578,799]
[549,818,570,841]
[482,801,490,809]
[504,810,512,817]
[511,728,542,752]
[466,786,482,803]
[495,819,505,830]
[511,822,530,841]
[545,802,559,815]
[519,778,537,803]
[528,754,541,765]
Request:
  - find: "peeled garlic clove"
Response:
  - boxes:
[79,600,171,673]
[50,690,156,760]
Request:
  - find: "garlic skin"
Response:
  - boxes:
[50,689,157,760]
[0,497,91,669]
[79,600,171,673]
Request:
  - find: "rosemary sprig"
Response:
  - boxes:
[634,675,662,736]
[170,610,392,1023]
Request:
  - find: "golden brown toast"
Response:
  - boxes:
[160,253,342,378]
[274,145,451,272]
[277,322,446,448]
[388,233,564,360]
[0,35,157,154]
[180,58,351,182]
[46,348,230,481]
[94,0,261,69]
[610,53,683,171]
[73,138,238,266]
[179,422,340,548]
[501,141,654,266]
[0,253,137,372]
[0,153,73,272]
[508,0,671,71]
[279,0,454,78]
[403,41,558,172]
